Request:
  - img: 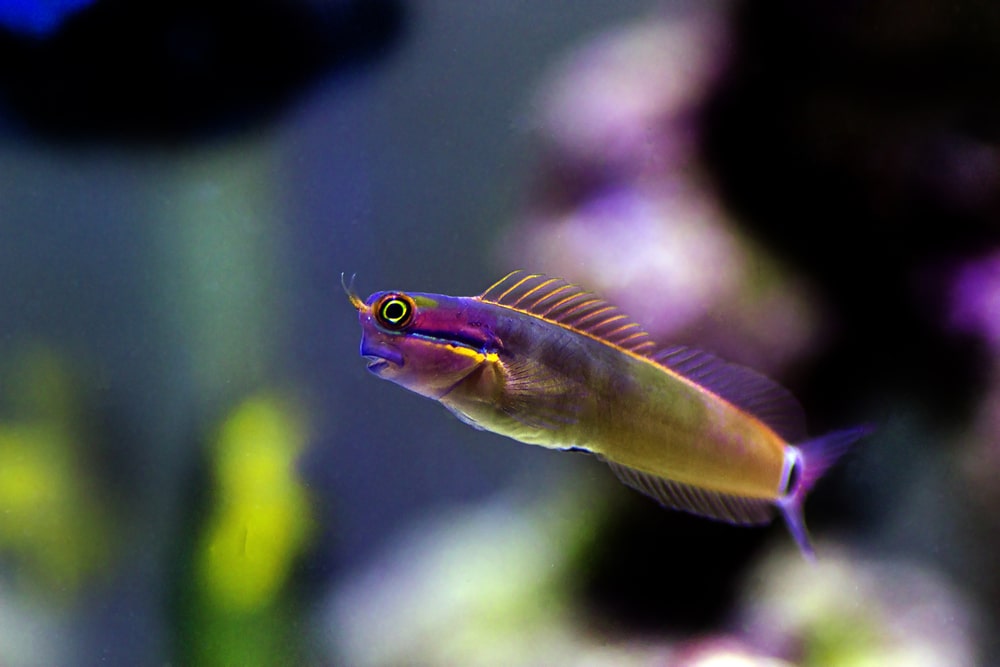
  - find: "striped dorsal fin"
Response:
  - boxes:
[477,271,655,353]
[479,272,806,442]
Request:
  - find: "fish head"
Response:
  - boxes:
[344,276,499,400]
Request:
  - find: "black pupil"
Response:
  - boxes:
[383,300,407,323]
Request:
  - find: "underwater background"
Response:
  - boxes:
[1,0,999,665]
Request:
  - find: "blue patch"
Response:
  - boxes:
[0,0,94,37]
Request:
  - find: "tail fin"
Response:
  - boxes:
[778,425,873,560]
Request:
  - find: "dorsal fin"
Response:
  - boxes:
[652,346,807,442]
[479,272,806,441]
[478,271,655,353]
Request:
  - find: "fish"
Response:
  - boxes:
[344,270,870,558]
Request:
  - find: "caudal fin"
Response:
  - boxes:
[778,425,873,560]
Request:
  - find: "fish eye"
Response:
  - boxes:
[374,294,415,331]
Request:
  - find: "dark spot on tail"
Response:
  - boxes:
[783,454,802,496]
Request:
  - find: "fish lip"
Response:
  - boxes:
[360,339,404,369]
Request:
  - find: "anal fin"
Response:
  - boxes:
[606,461,775,525]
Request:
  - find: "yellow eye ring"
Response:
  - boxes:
[374,293,415,331]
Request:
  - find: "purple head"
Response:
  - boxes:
[343,275,501,400]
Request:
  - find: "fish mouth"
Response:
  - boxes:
[361,338,404,370]
[364,355,395,374]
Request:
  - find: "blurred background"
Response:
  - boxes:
[0,0,998,665]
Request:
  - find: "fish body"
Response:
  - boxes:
[346,271,869,558]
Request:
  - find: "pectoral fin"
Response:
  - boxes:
[496,354,584,430]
